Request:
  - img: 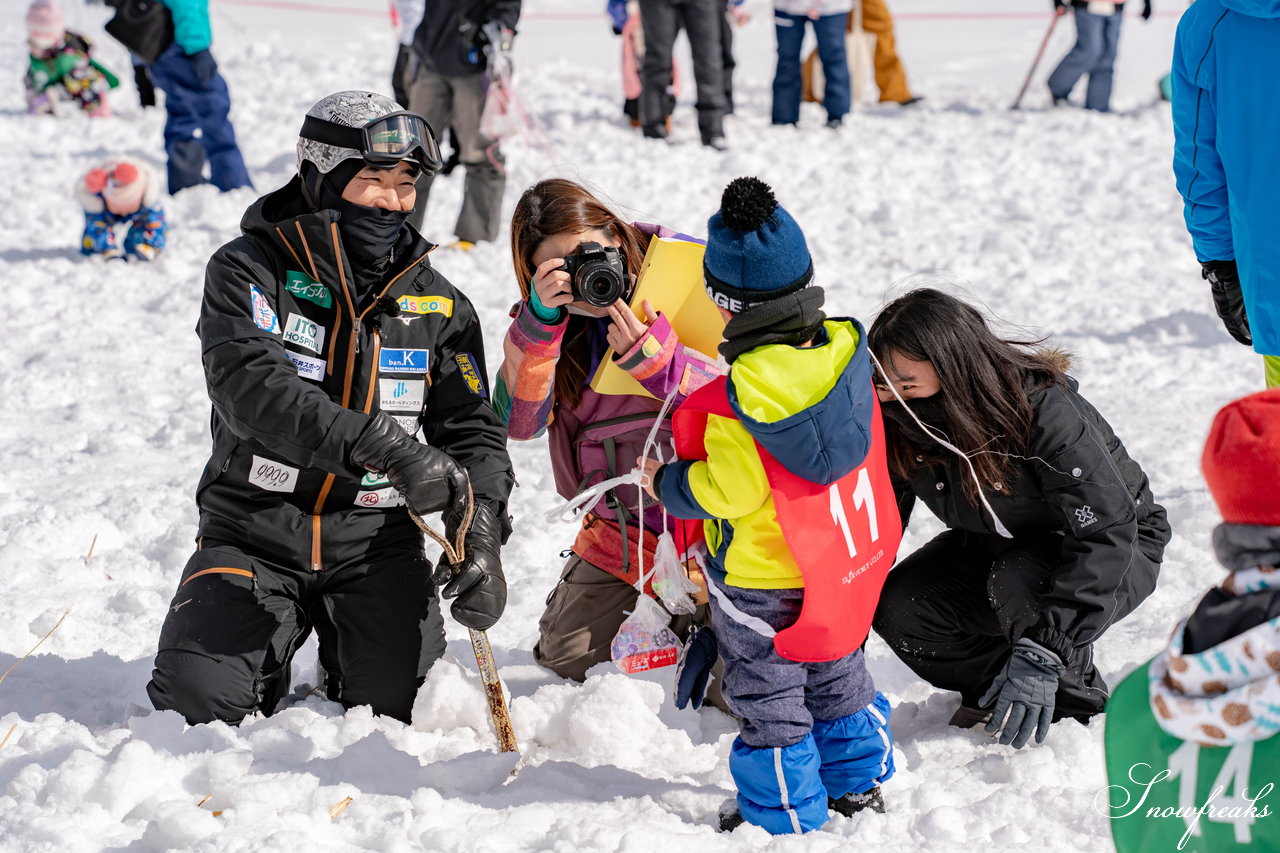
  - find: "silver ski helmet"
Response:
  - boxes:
[296,91,442,197]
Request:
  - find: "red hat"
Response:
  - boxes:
[1201,389,1280,526]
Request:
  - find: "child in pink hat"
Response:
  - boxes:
[24,0,117,116]
[77,157,167,261]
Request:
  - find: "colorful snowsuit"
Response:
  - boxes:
[493,223,721,680]
[658,319,895,835]
[148,0,251,193]
[76,159,167,261]
[1173,0,1280,359]
[25,31,116,115]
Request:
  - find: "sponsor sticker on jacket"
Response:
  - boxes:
[250,285,281,334]
[287,351,325,381]
[379,348,430,374]
[455,353,487,398]
[285,269,332,308]
[360,471,391,488]
[283,313,325,354]
[379,378,425,413]
[249,455,298,493]
[354,487,406,509]
[393,416,420,435]
[398,294,453,316]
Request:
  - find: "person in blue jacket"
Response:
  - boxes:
[1172,0,1280,387]
[147,0,252,193]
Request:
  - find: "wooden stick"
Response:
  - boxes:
[328,797,353,819]
[0,724,16,752]
[1011,12,1063,110]
[408,483,517,755]
[83,534,99,564]
[0,609,71,687]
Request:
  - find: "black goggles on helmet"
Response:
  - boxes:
[300,111,444,173]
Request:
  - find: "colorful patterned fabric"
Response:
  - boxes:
[80,204,166,260]
[25,31,115,114]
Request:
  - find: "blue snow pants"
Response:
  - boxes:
[148,43,251,193]
[1047,7,1123,112]
[708,581,895,834]
[772,10,850,124]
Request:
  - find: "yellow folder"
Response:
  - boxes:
[589,236,726,399]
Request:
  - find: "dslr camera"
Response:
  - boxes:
[559,241,629,307]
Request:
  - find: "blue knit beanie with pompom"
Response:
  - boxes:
[703,177,813,313]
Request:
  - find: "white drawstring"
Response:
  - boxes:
[870,350,1013,539]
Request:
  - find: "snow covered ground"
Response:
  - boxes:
[0,0,1263,850]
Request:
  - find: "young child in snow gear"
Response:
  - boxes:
[868,288,1170,747]
[77,157,166,262]
[643,177,896,834]
[1104,390,1280,853]
[143,0,252,193]
[146,91,513,727]
[496,178,722,687]
[24,0,117,116]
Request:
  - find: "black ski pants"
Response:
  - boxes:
[638,0,727,139]
[147,536,444,725]
[872,529,1110,721]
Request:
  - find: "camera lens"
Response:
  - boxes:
[577,262,625,307]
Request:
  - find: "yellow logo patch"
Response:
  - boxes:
[397,294,454,316]
[454,353,487,398]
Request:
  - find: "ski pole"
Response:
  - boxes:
[410,482,519,754]
[1010,11,1064,111]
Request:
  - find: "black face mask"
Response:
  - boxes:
[881,393,949,446]
[336,200,410,268]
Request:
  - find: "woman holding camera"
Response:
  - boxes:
[496,178,722,683]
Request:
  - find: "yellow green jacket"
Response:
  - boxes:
[657,319,875,589]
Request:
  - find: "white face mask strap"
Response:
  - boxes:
[870,350,1012,539]
[632,385,682,592]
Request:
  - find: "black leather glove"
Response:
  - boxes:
[980,638,1066,748]
[1203,260,1252,346]
[350,412,468,517]
[392,44,412,108]
[134,63,156,108]
[432,503,508,631]
[1142,0,1153,20]
[188,49,218,87]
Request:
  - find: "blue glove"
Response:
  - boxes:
[188,49,218,87]
[674,625,718,710]
[980,638,1066,748]
[607,0,628,34]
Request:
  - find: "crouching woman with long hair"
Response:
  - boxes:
[867,288,1171,748]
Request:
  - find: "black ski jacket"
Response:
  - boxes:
[411,0,521,78]
[891,378,1171,665]
[194,176,513,571]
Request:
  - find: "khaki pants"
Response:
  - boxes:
[534,554,725,709]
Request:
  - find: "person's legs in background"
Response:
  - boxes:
[771,11,808,125]
[1083,10,1123,112]
[811,11,850,125]
[406,69,453,233]
[1047,8,1105,104]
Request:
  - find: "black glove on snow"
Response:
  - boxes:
[980,638,1066,749]
[1202,260,1252,346]
[134,63,156,108]
[392,44,413,108]
[1142,0,1153,20]
[433,503,508,631]
[188,49,218,87]
[350,412,468,517]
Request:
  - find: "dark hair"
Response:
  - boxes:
[867,288,1069,500]
[509,179,650,410]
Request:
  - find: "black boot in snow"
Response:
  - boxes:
[717,799,745,832]
[829,785,885,817]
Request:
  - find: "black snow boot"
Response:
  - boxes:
[717,799,745,832]
[829,786,885,818]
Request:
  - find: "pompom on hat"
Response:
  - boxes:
[25,0,65,50]
[703,177,813,313]
[1201,389,1280,526]
[77,157,159,216]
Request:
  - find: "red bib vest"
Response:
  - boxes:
[672,375,901,662]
